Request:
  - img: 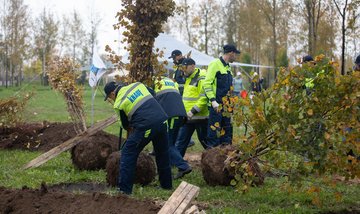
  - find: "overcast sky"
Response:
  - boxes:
[24,0,123,54]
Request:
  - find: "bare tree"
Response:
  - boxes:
[304,0,324,56]
[33,8,59,85]
[78,3,102,67]
[2,0,30,87]
[68,10,85,63]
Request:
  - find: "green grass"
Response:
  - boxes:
[0,84,119,134]
[1,84,360,213]
[0,150,106,188]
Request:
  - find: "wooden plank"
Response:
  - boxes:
[22,115,118,170]
[158,181,200,214]
[174,185,200,214]
[184,205,199,214]
[169,184,192,213]
[158,181,188,214]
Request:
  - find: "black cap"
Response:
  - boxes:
[302,55,314,63]
[355,55,360,65]
[223,44,241,54]
[168,50,182,59]
[182,58,196,66]
[103,81,117,101]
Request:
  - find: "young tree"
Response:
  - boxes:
[113,0,176,83]
[226,56,359,198]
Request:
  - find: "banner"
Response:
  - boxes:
[89,50,106,87]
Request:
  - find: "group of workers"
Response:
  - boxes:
[103,44,241,194]
[103,43,360,195]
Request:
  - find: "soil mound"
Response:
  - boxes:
[48,182,110,193]
[0,122,118,153]
[70,133,119,170]
[0,185,160,214]
[106,151,156,187]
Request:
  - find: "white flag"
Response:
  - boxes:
[89,49,106,87]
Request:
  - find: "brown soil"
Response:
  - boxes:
[106,151,156,187]
[0,122,120,170]
[184,152,202,169]
[47,182,110,193]
[0,123,164,213]
[0,122,118,153]
[0,184,160,214]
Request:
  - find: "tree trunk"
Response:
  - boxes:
[272,0,277,78]
[340,6,346,75]
[204,9,208,54]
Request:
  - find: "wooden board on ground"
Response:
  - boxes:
[158,181,200,214]
[22,115,118,170]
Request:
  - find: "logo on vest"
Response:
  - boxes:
[127,89,143,103]
[164,81,175,87]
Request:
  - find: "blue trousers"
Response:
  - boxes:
[175,120,209,157]
[168,117,190,170]
[207,107,233,147]
[118,122,172,194]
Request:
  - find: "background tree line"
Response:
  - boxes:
[0,0,359,87]
[165,0,359,77]
[0,0,101,87]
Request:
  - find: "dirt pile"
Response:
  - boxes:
[0,185,160,214]
[0,122,119,152]
[106,151,156,187]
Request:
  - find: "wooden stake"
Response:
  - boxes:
[22,114,118,170]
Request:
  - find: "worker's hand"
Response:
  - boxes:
[211,101,219,110]
[187,111,194,119]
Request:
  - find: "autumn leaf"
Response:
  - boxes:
[311,196,321,206]
[334,192,343,202]
[324,132,331,140]
[307,109,313,116]
[307,186,320,194]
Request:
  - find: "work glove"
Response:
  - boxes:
[211,101,219,110]
[187,111,194,119]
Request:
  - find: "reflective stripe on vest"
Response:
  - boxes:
[113,82,152,118]
[156,88,179,97]
[117,82,141,109]
[128,94,153,120]
[154,77,179,94]
[189,70,200,86]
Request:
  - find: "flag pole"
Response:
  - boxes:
[91,86,95,125]
[89,47,106,125]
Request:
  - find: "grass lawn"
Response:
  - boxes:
[1,84,359,213]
